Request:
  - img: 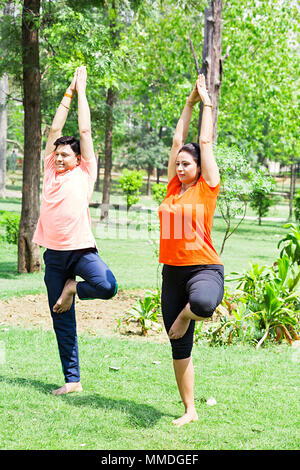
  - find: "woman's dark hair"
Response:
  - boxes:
[54,136,81,156]
[178,142,201,167]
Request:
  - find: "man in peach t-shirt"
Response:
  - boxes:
[33,67,117,395]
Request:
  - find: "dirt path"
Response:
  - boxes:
[0,290,169,343]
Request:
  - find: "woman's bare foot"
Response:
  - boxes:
[172,409,198,427]
[53,279,77,313]
[52,382,83,396]
[168,309,191,340]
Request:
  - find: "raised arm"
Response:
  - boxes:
[76,66,95,162]
[168,83,200,182]
[44,72,77,157]
[196,74,220,187]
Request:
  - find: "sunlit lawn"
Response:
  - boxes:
[0,327,299,450]
[0,174,299,451]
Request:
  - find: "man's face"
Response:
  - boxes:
[54,144,80,174]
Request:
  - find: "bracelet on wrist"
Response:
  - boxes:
[64,92,74,99]
[60,102,70,110]
[203,103,212,108]
[186,99,194,106]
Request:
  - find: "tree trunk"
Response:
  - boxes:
[156,168,160,184]
[289,157,295,220]
[100,0,117,220]
[201,0,223,143]
[0,74,8,198]
[101,87,114,220]
[18,0,41,273]
[95,153,101,191]
[147,166,152,196]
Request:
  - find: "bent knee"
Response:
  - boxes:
[98,279,118,299]
[190,296,216,318]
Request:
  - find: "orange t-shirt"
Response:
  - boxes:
[33,152,97,250]
[158,174,222,266]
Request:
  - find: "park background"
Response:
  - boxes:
[0,0,299,450]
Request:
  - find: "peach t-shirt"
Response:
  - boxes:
[158,174,222,266]
[33,152,97,250]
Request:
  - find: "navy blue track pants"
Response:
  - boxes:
[43,248,117,383]
[161,264,224,360]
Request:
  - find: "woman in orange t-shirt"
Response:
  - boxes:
[158,74,224,427]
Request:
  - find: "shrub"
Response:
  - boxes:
[118,290,162,336]
[118,169,144,212]
[151,183,167,206]
[0,212,20,245]
[294,189,300,223]
[201,224,300,348]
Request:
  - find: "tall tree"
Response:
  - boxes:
[201,0,223,142]
[101,87,114,218]
[18,0,41,273]
[0,73,7,197]
[101,1,117,220]
[0,0,14,197]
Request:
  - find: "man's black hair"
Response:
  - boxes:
[54,136,81,156]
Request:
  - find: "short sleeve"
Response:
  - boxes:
[43,152,55,172]
[166,175,180,197]
[197,175,220,197]
[80,157,97,183]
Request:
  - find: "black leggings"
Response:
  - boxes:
[161,264,224,360]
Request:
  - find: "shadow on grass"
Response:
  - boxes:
[0,374,170,428]
[0,197,22,205]
[62,393,171,428]
[0,261,19,279]
[0,375,57,394]
[0,261,44,280]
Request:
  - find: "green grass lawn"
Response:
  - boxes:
[1,176,299,451]
[0,327,299,450]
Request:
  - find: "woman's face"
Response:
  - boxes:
[176,151,200,185]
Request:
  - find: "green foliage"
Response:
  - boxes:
[220,0,299,166]
[151,183,167,206]
[118,169,144,211]
[118,290,162,335]
[249,171,276,224]
[294,190,300,223]
[278,223,300,267]
[0,211,20,245]
[215,144,273,253]
[214,225,300,348]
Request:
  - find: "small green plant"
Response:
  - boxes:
[151,183,167,206]
[203,224,300,348]
[0,212,20,244]
[294,189,300,223]
[118,169,144,212]
[119,291,162,336]
[278,223,300,267]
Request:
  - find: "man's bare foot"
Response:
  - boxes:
[172,410,198,427]
[168,310,191,340]
[53,279,77,313]
[52,382,83,396]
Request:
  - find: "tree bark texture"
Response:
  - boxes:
[201,0,223,143]
[101,87,114,220]
[18,0,41,273]
[95,153,101,191]
[0,74,8,198]
[289,158,295,219]
[101,0,117,220]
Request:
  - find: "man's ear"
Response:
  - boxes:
[76,155,81,166]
